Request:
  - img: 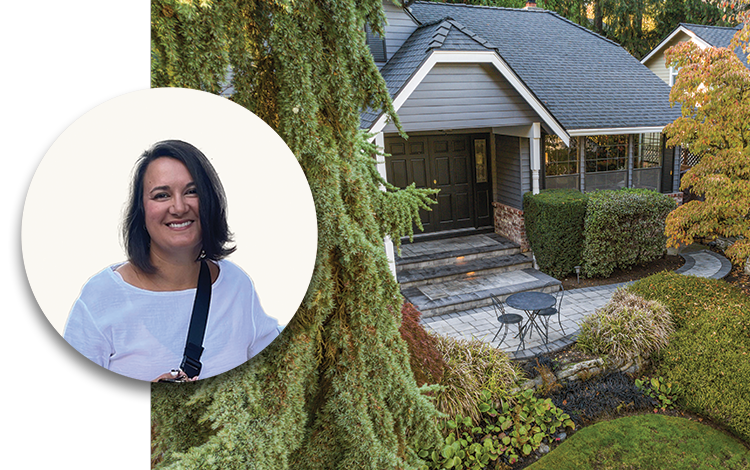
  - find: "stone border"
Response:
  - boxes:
[511,354,647,394]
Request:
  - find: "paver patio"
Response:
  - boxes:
[421,247,731,360]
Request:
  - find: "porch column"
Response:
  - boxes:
[375,131,398,280]
[627,134,634,188]
[579,136,586,192]
[530,122,541,194]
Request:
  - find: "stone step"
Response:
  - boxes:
[396,233,521,271]
[398,253,533,288]
[402,268,561,318]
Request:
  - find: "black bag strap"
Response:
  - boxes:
[180,259,212,378]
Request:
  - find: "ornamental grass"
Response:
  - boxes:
[576,288,673,364]
[432,335,520,425]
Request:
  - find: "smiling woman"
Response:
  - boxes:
[63,140,280,382]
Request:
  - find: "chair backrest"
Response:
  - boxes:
[556,285,565,311]
[490,295,506,319]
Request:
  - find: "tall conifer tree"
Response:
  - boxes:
[150,1,442,468]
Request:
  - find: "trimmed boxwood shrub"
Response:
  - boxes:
[628,272,750,443]
[523,189,588,278]
[582,189,675,278]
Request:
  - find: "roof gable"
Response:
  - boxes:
[642,23,749,69]
[361,15,568,142]
[405,1,677,132]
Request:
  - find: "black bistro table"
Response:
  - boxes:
[505,291,556,350]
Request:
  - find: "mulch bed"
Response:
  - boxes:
[559,254,685,291]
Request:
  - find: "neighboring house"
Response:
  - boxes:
[641,23,748,171]
[364,1,681,256]
[641,23,749,87]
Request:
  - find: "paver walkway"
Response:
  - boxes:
[422,247,731,360]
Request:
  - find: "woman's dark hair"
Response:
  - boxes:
[123,140,235,273]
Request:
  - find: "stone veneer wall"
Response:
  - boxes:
[493,202,530,251]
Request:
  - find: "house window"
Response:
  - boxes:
[584,135,627,173]
[544,135,578,190]
[669,66,680,86]
[365,24,387,63]
[475,139,488,183]
[544,135,578,176]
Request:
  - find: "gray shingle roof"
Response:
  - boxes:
[365,1,679,132]
[361,18,496,129]
[681,23,749,67]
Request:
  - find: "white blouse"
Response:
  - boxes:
[63,259,279,381]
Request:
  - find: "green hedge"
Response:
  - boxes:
[582,189,675,278]
[628,272,750,444]
[523,189,588,278]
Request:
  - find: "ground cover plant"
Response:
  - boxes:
[629,272,750,443]
[527,414,750,470]
[417,389,575,470]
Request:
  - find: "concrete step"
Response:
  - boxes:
[396,233,521,271]
[402,268,561,318]
[398,253,533,288]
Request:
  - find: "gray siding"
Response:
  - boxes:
[384,63,542,133]
[520,138,530,196]
[494,134,523,210]
[383,2,418,65]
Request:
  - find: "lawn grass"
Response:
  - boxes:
[527,414,750,470]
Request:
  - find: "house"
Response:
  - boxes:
[641,23,749,87]
[641,23,748,171]
[365,1,682,257]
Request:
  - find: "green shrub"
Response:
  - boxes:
[432,335,520,425]
[582,189,676,277]
[576,288,673,364]
[629,272,750,443]
[523,189,588,278]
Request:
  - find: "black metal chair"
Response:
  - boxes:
[491,295,525,351]
[536,285,565,343]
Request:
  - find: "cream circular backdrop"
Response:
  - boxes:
[22,88,317,348]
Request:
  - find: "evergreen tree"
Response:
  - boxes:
[150,0,443,468]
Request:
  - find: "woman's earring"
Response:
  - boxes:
[199,250,206,259]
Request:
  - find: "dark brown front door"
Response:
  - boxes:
[385,135,478,233]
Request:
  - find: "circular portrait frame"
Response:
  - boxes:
[22,87,317,380]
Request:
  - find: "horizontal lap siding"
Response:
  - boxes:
[384,64,541,133]
[494,134,524,210]
[643,32,692,85]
